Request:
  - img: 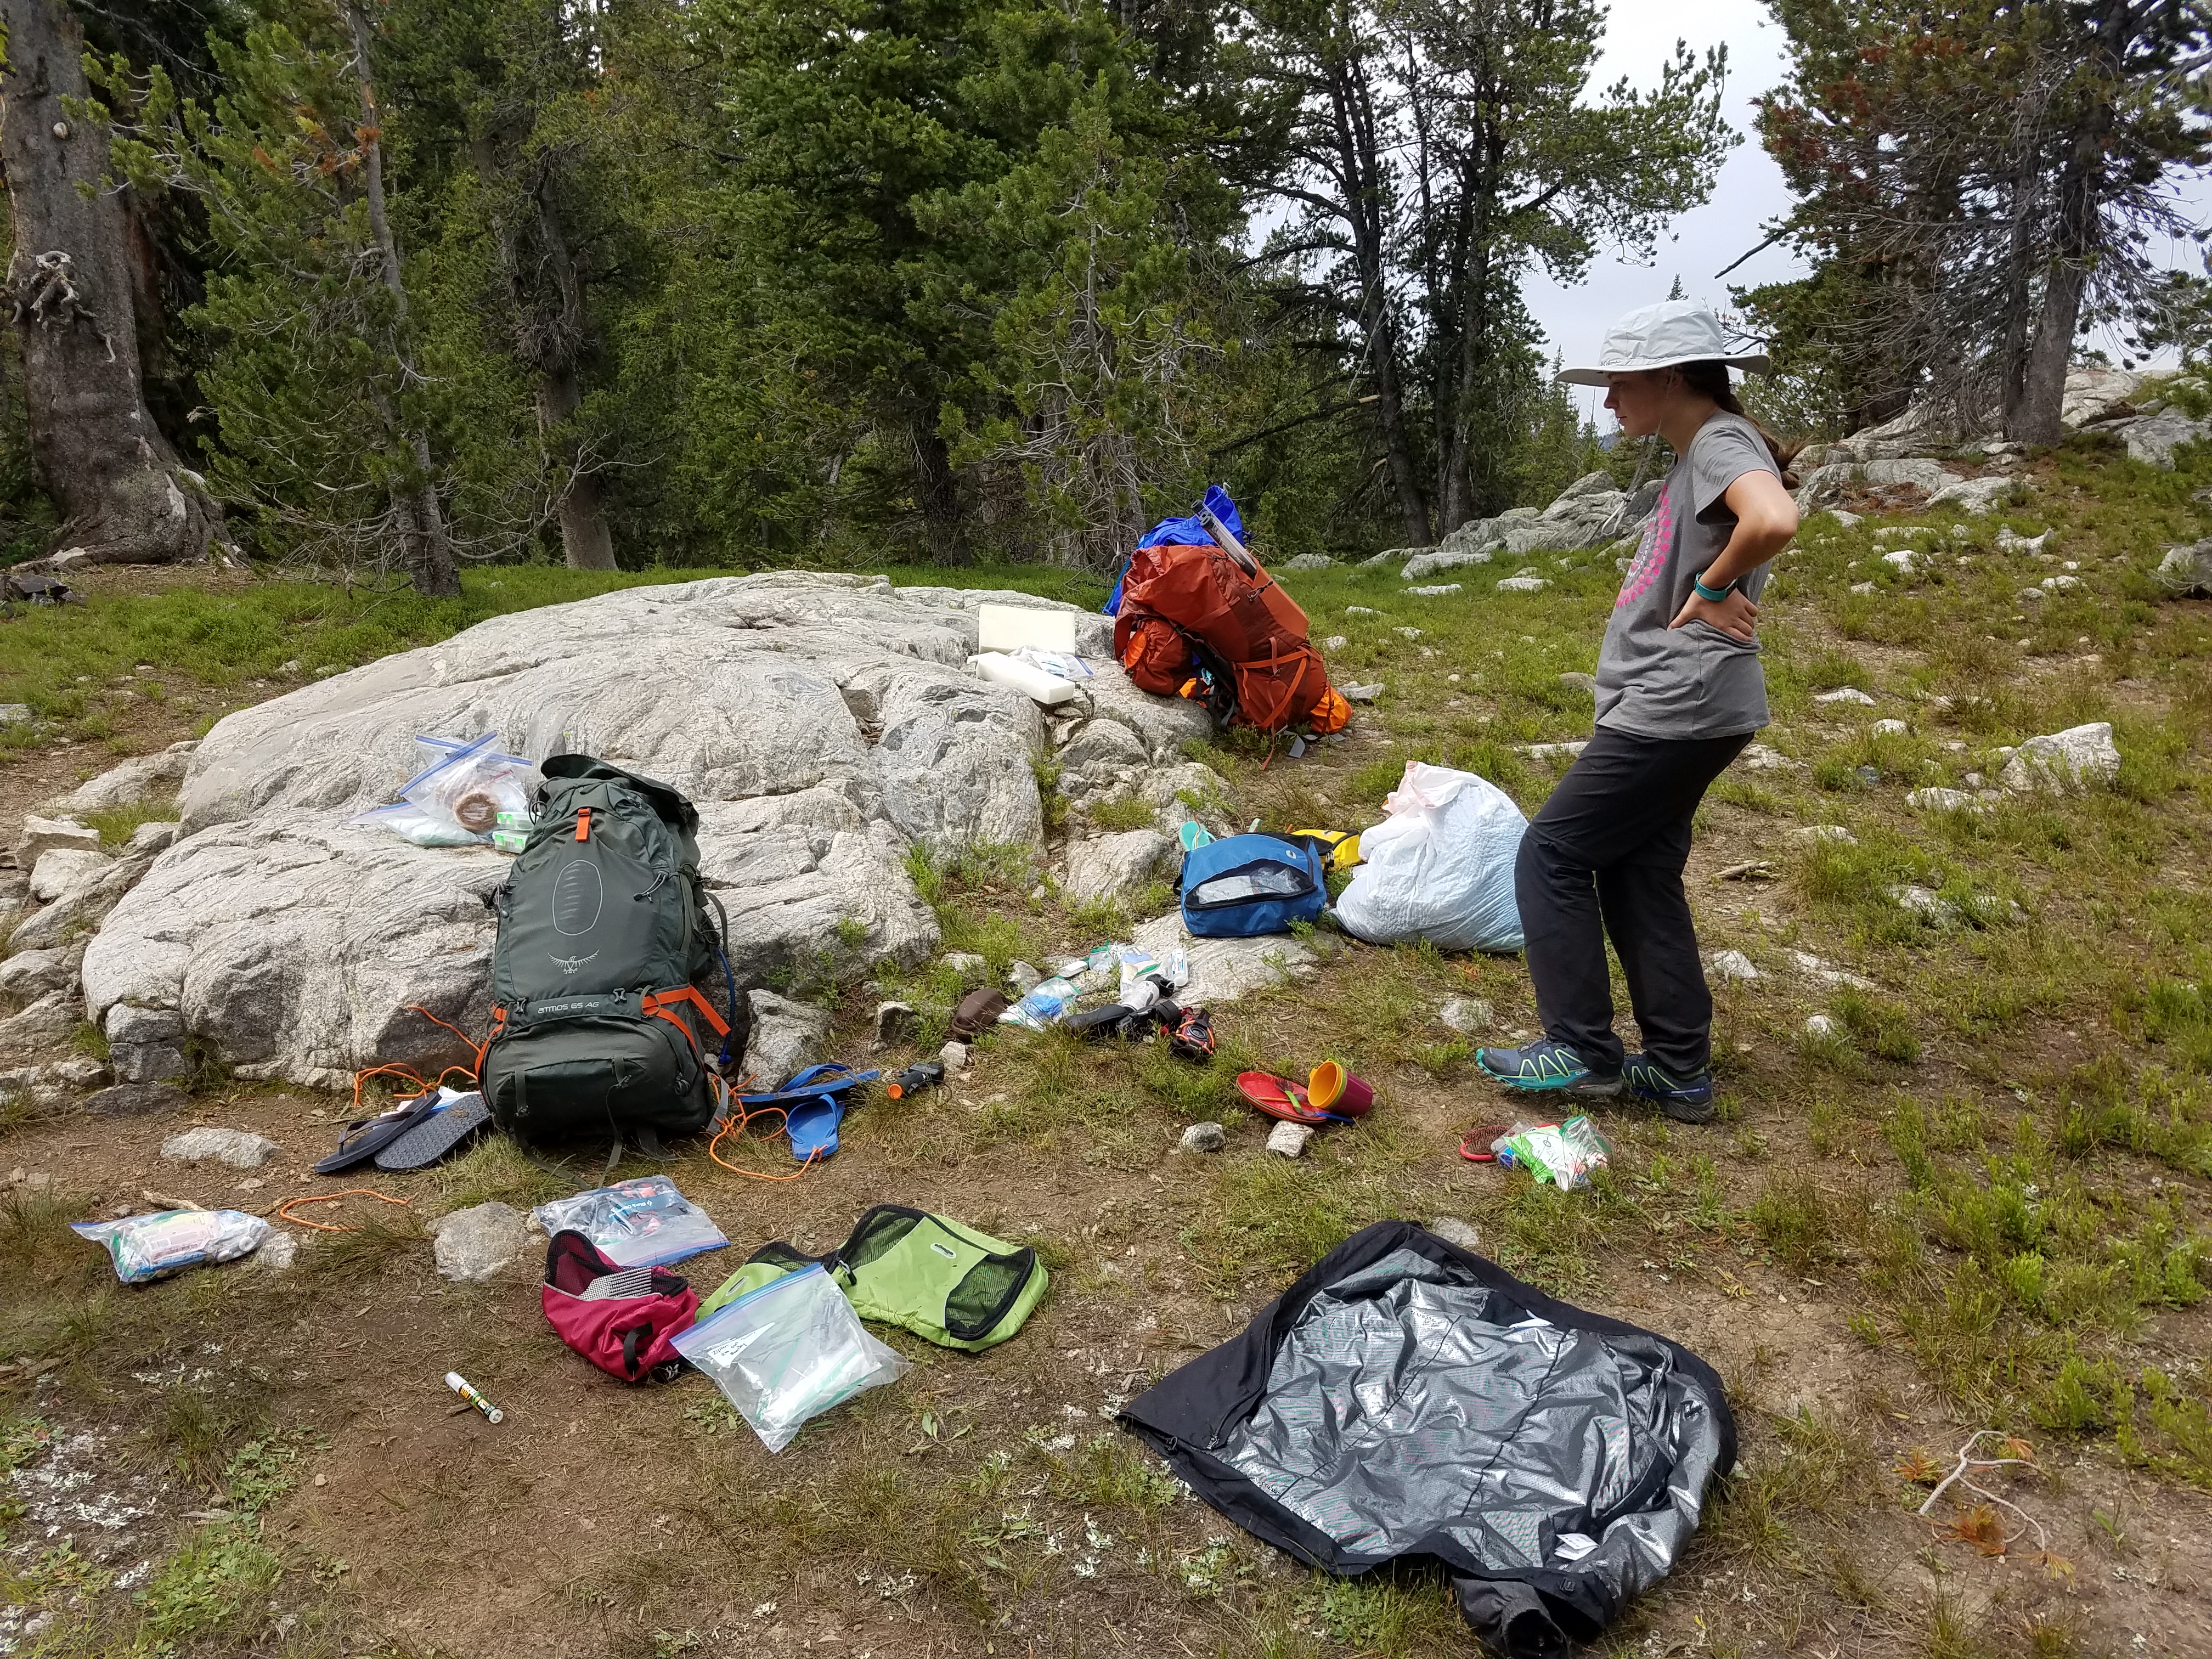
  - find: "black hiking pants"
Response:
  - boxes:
[1514,726,1752,1077]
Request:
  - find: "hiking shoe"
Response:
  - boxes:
[1622,1054,1716,1123]
[1474,1039,1620,1097]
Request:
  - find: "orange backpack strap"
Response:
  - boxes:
[641,986,731,1054]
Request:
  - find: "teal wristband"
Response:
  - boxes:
[1692,570,1732,602]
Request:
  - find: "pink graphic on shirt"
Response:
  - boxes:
[1615,482,1674,609]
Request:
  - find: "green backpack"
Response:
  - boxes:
[481,755,744,1156]
[700,1205,1049,1352]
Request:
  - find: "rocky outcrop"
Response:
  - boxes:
[2157,538,2212,596]
[75,573,1210,1091]
[47,743,195,815]
[1061,830,1177,905]
[1403,471,1630,578]
[1999,722,2121,793]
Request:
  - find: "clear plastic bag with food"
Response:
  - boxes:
[1492,1115,1613,1192]
[399,733,536,835]
[72,1209,271,1284]
[672,1263,910,1452]
[529,1176,728,1269]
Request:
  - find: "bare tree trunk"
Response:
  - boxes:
[910,417,966,565]
[344,1,459,597]
[0,0,222,565]
[527,184,616,570]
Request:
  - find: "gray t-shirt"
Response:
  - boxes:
[1593,411,1777,741]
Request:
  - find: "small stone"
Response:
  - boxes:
[280,659,303,674]
[1404,583,1463,596]
[1322,635,1348,651]
[1906,787,1985,815]
[161,1127,276,1169]
[1281,553,1333,571]
[1494,576,1548,592]
[1880,550,1916,571]
[1558,672,1596,696]
[128,822,181,855]
[941,952,987,978]
[30,847,114,902]
[1812,687,1876,706]
[106,1003,184,1045]
[1999,721,2120,793]
[1345,606,1380,617]
[0,704,30,726]
[1428,1217,1481,1251]
[432,1201,530,1284]
[1791,824,1855,844]
[1802,1014,1839,1040]
[939,1040,970,1076]
[1437,997,1491,1035]
[1179,1121,1224,1154]
[873,1001,918,1049]
[1340,682,1384,703]
[115,1042,189,1084]
[1007,961,1042,995]
[739,990,832,1092]
[83,1081,188,1117]
[1028,884,1046,901]
[1707,949,1760,982]
[1889,884,1956,924]
[1266,1121,1313,1158]
[1871,719,1908,737]
[16,815,99,861]
[255,1232,299,1271]
[1849,581,1876,595]
[1393,627,1423,639]
[48,1056,106,1086]
[1827,510,1861,528]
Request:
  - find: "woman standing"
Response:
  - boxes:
[1476,301,1798,1123]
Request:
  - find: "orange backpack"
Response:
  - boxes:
[1112,541,1350,734]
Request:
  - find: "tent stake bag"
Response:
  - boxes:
[482,755,746,1156]
[1178,832,1328,938]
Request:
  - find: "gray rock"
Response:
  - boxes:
[1358,549,1409,567]
[0,704,29,726]
[1340,682,1383,703]
[939,1040,970,1075]
[2155,538,2212,596]
[1400,547,1495,580]
[1062,830,1176,906]
[1707,949,1760,983]
[16,816,99,861]
[1906,787,1985,815]
[1345,606,1381,617]
[431,1201,530,1284]
[873,1001,918,1048]
[1427,1216,1481,1251]
[129,822,180,855]
[255,1232,299,1271]
[2118,410,2210,469]
[47,744,194,816]
[1889,884,1956,924]
[105,1002,183,1046]
[1520,741,1587,764]
[1131,912,1315,1005]
[1266,1120,1312,1158]
[47,1056,105,1087]
[1495,575,1549,593]
[2060,367,2145,428]
[0,990,80,1051]
[1813,687,1876,707]
[30,848,115,902]
[1927,475,2017,514]
[1803,1013,1840,1040]
[1404,583,1462,597]
[1280,553,1333,571]
[1999,721,2119,792]
[115,1042,189,1084]
[82,1081,188,1116]
[940,951,987,978]
[1056,718,1149,791]
[161,1127,276,1169]
[1558,672,1596,696]
[1437,997,1491,1035]
[0,943,83,999]
[1179,1121,1224,1153]
[1321,635,1347,651]
[1007,961,1042,995]
[740,990,832,1090]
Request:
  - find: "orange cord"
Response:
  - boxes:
[704,1077,824,1183]
[277,1190,413,1233]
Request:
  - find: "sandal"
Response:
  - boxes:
[314,1091,441,1176]
[375,1091,492,1171]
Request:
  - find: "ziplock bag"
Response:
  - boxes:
[73,1209,270,1284]
[672,1263,909,1451]
[530,1177,728,1268]
[353,733,536,846]
[1000,975,1081,1030]
[1491,1116,1612,1191]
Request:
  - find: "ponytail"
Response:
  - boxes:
[1675,360,1800,480]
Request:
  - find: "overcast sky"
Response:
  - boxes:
[1530,2,2212,422]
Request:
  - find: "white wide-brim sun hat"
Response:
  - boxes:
[1556,299,1770,387]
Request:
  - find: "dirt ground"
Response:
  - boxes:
[6,470,2212,1658]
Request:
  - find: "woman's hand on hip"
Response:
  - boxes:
[1669,589,1759,641]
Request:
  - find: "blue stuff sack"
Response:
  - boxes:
[1179,833,1328,938]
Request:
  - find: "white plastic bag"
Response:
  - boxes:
[672,1263,910,1452]
[72,1209,270,1284]
[531,1176,727,1269]
[1335,761,1528,952]
[1000,975,1082,1030]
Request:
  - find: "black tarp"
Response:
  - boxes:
[1118,1222,1734,1657]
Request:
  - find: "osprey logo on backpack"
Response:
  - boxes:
[549,951,598,976]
